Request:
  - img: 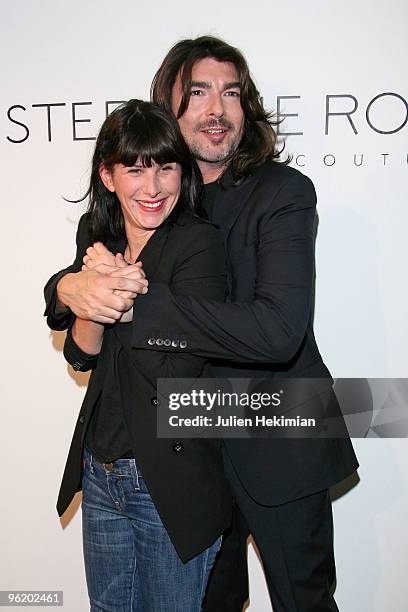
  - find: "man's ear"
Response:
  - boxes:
[99,164,115,192]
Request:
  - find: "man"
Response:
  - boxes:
[45,36,358,611]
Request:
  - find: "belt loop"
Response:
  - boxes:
[131,459,140,491]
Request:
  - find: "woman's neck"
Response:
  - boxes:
[125,227,155,263]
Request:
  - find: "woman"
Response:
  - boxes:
[46,99,232,611]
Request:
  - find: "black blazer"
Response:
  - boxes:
[128,161,359,505]
[44,211,232,563]
[45,161,359,508]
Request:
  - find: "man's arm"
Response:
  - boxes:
[43,214,146,330]
[62,220,228,378]
[44,215,89,330]
[122,221,228,381]
[131,174,316,363]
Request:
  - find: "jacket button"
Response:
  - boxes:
[147,337,155,346]
[171,340,179,347]
[172,442,184,453]
[155,338,164,346]
[163,339,171,347]
[79,415,85,424]
[179,340,187,349]
[151,397,158,406]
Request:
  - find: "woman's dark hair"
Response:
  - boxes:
[82,99,202,243]
[151,35,284,181]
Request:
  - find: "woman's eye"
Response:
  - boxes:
[161,165,175,172]
[129,168,142,174]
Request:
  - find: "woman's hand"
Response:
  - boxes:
[118,306,133,324]
[109,263,148,296]
[108,265,146,323]
[86,261,148,297]
[82,243,148,296]
[83,242,116,270]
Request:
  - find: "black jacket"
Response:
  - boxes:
[129,161,359,505]
[44,210,232,563]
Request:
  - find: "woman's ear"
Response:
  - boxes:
[99,164,115,192]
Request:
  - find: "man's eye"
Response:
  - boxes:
[225,91,240,97]
[190,89,204,96]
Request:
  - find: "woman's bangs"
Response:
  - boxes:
[118,120,181,168]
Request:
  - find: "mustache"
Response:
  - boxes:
[194,119,234,131]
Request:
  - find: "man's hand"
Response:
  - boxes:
[57,264,148,324]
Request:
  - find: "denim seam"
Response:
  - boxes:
[130,541,137,612]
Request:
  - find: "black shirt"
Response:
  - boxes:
[202,178,237,241]
[85,224,172,463]
[201,180,219,220]
[85,350,134,462]
[86,185,225,464]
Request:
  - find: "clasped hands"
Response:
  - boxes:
[56,242,148,324]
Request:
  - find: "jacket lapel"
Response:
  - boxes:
[137,223,172,278]
[212,168,262,243]
[105,222,172,279]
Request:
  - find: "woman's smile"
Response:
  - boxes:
[136,197,167,212]
[100,160,182,233]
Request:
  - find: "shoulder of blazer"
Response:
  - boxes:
[237,161,317,217]
[220,160,315,206]
[251,159,315,193]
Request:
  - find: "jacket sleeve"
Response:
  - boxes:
[43,214,90,331]
[63,327,99,372]
[126,221,228,380]
[131,174,316,363]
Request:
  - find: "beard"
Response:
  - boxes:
[189,139,240,163]
[187,119,243,164]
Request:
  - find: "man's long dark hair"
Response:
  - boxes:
[82,99,202,243]
[151,36,282,181]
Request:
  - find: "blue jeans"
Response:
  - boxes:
[81,448,221,611]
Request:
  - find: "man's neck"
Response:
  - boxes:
[198,159,229,184]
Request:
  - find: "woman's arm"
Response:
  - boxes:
[63,321,101,373]
[71,318,104,355]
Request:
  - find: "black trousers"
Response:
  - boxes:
[204,448,339,612]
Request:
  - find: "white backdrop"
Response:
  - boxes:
[1,1,407,610]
